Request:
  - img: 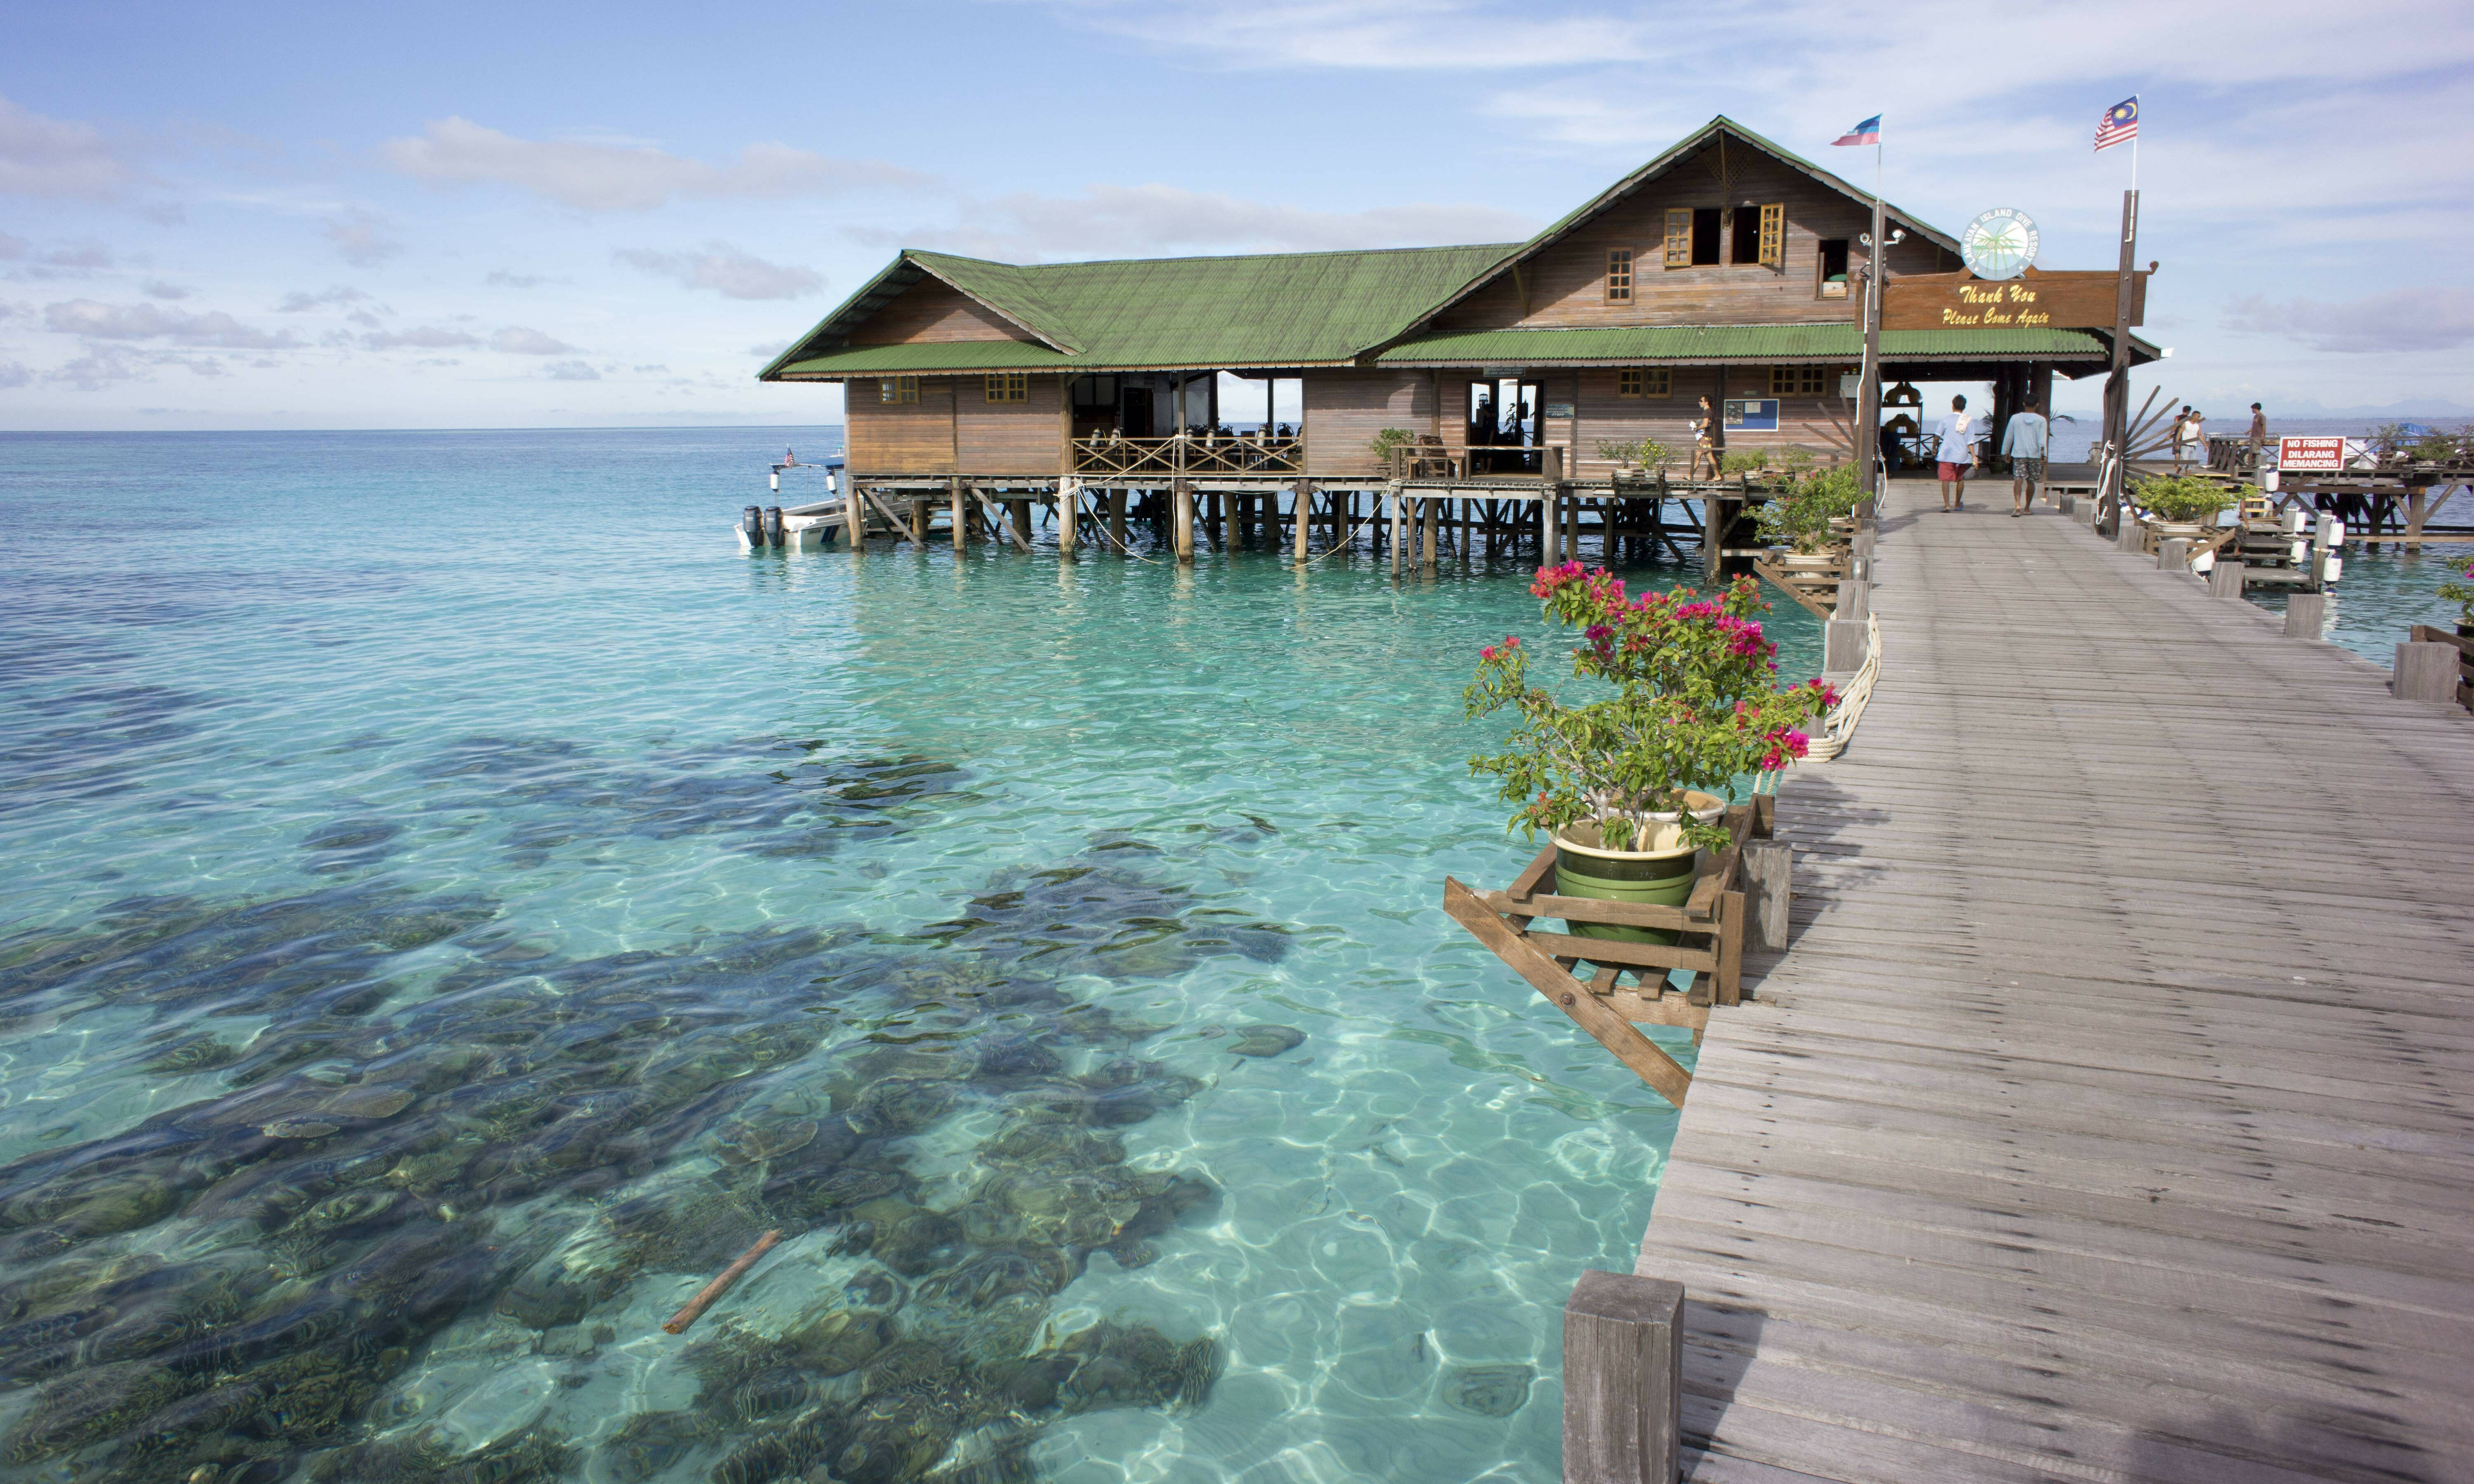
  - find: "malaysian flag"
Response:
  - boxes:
[1833,115,1881,146]
[2094,96,2138,152]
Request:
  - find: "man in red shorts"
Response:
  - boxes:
[1933,394,1978,510]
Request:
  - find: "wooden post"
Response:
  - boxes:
[1421,497,1439,572]
[1058,484,1079,557]
[1745,840,1790,952]
[1701,495,1721,584]
[2284,592,2326,639]
[2158,537,2190,572]
[1109,488,1126,551]
[1390,490,1404,578]
[1563,1270,1684,1484]
[2115,510,2144,552]
[1825,616,1867,672]
[2208,557,2244,598]
[1010,498,1031,546]
[844,481,867,556]
[948,479,968,548]
[1293,480,1311,561]
[2395,642,2459,702]
[909,495,926,545]
[1174,480,1195,563]
[2405,489,2428,554]
[1834,577,1870,621]
[1221,490,1237,551]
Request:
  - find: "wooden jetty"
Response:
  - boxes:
[1573,479,2474,1483]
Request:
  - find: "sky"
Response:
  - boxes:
[2,0,2469,432]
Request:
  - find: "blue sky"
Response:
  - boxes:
[2,0,2468,430]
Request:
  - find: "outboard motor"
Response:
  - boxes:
[763,505,785,548]
[741,505,763,549]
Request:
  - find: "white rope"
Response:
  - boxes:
[1803,611,1880,763]
[1074,492,1163,564]
[1297,490,1397,567]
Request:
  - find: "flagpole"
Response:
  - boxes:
[1858,130,1885,500]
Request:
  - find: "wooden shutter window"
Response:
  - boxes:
[1758,203,1785,268]
[1645,367,1671,397]
[1607,249,1633,303]
[880,376,918,404]
[984,372,1026,403]
[1663,208,1693,268]
[1618,368,1643,397]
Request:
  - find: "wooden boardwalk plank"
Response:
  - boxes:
[1634,486,2474,1484]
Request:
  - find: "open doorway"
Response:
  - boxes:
[1468,377,1541,474]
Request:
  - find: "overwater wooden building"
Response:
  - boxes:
[760,116,2156,556]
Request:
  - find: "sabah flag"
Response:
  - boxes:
[1833,115,1881,146]
[2095,96,2138,151]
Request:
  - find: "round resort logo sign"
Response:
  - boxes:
[1960,208,2039,281]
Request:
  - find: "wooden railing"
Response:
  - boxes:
[1072,433,1301,477]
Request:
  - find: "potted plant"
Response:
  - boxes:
[1466,568,1833,946]
[1754,464,1861,569]
[2133,474,2229,537]
[2440,553,2474,640]
[1370,427,1415,475]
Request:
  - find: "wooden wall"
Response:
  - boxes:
[845,376,1067,477]
[957,376,1065,475]
[1565,366,1844,476]
[1302,371,1435,479]
[847,278,1036,345]
[1434,145,1954,333]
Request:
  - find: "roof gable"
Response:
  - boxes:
[1394,115,1958,339]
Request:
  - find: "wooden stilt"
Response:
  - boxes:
[1421,496,1439,572]
[1108,488,1126,551]
[1174,479,1194,563]
[1058,485,1079,557]
[1293,479,1311,561]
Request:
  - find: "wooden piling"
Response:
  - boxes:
[1421,496,1439,572]
[1292,480,1311,561]
[2158,537,2190,572]
[1173,480,1195,564]
[949,478,967,548]
[2284,591,2326,639]
[1108,488,1126,551]
[2208,556,2243,597]
[1562,1270,1684,1484]
[2395,642,2460,702]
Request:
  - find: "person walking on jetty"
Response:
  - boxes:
[2003,397,2049,517]
[1691,395,1719,480]
[1935,394,1978,510]
[2248,402,2267,470]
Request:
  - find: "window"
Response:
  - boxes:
[1758,203,1784,268]
[1769,366,1833,397]
[1692,208,1722,266]
[1817,239,1851,299]
[984,371,1027,403]
[1617,367,1671,398]
[879,376,918,404]
[1731,206,1762,265]
[1663,208,1693,268]
[1606,248,1633,302]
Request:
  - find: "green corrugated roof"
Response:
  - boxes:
[772,340,1080,376]
[764,242,1517,380]
[1377,324,2144,364]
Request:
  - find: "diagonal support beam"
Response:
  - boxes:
[1443,877,1692,1107]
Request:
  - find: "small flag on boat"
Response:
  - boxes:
[2094,96,2138,151]
[1832,115,1881,146]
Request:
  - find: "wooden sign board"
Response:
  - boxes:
[1882,268,2147,332]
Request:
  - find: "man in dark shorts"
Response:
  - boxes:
[1933,394,1977,510]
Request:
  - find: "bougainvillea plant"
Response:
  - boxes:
[1466,566,1834,853]
[2439,551,2474,626]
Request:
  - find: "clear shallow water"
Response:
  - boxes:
[2238,488,2471,664]
[0,430,1821,1484]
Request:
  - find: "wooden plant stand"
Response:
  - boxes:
[1441,798,1768,1108]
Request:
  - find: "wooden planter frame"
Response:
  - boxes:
[1442,797,1768,1108]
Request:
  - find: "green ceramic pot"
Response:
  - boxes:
[1551,796,1724,944]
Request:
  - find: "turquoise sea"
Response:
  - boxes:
[0,429,1821,1484]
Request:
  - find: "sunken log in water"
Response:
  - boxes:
[0,770,1289,1483]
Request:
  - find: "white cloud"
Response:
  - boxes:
[43,298,299,349]
[2225,288,2474,354]
[45,342,226,389]
[142,279,191,300]
[3,238,117,280]
[0,94,137,200]
[863,183,1535,260]
[324,209,403,267]
[275,284,373,312]
[485,270,547,288]
[0,360,29,388]
[544,359,600,380]
[490,326,575,355]
[361,325,483,351]
[379,117,926,211]
[1024,0,1650,70]
[614,243,823,299]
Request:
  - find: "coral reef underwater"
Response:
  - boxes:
[0,748,1302,1483]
